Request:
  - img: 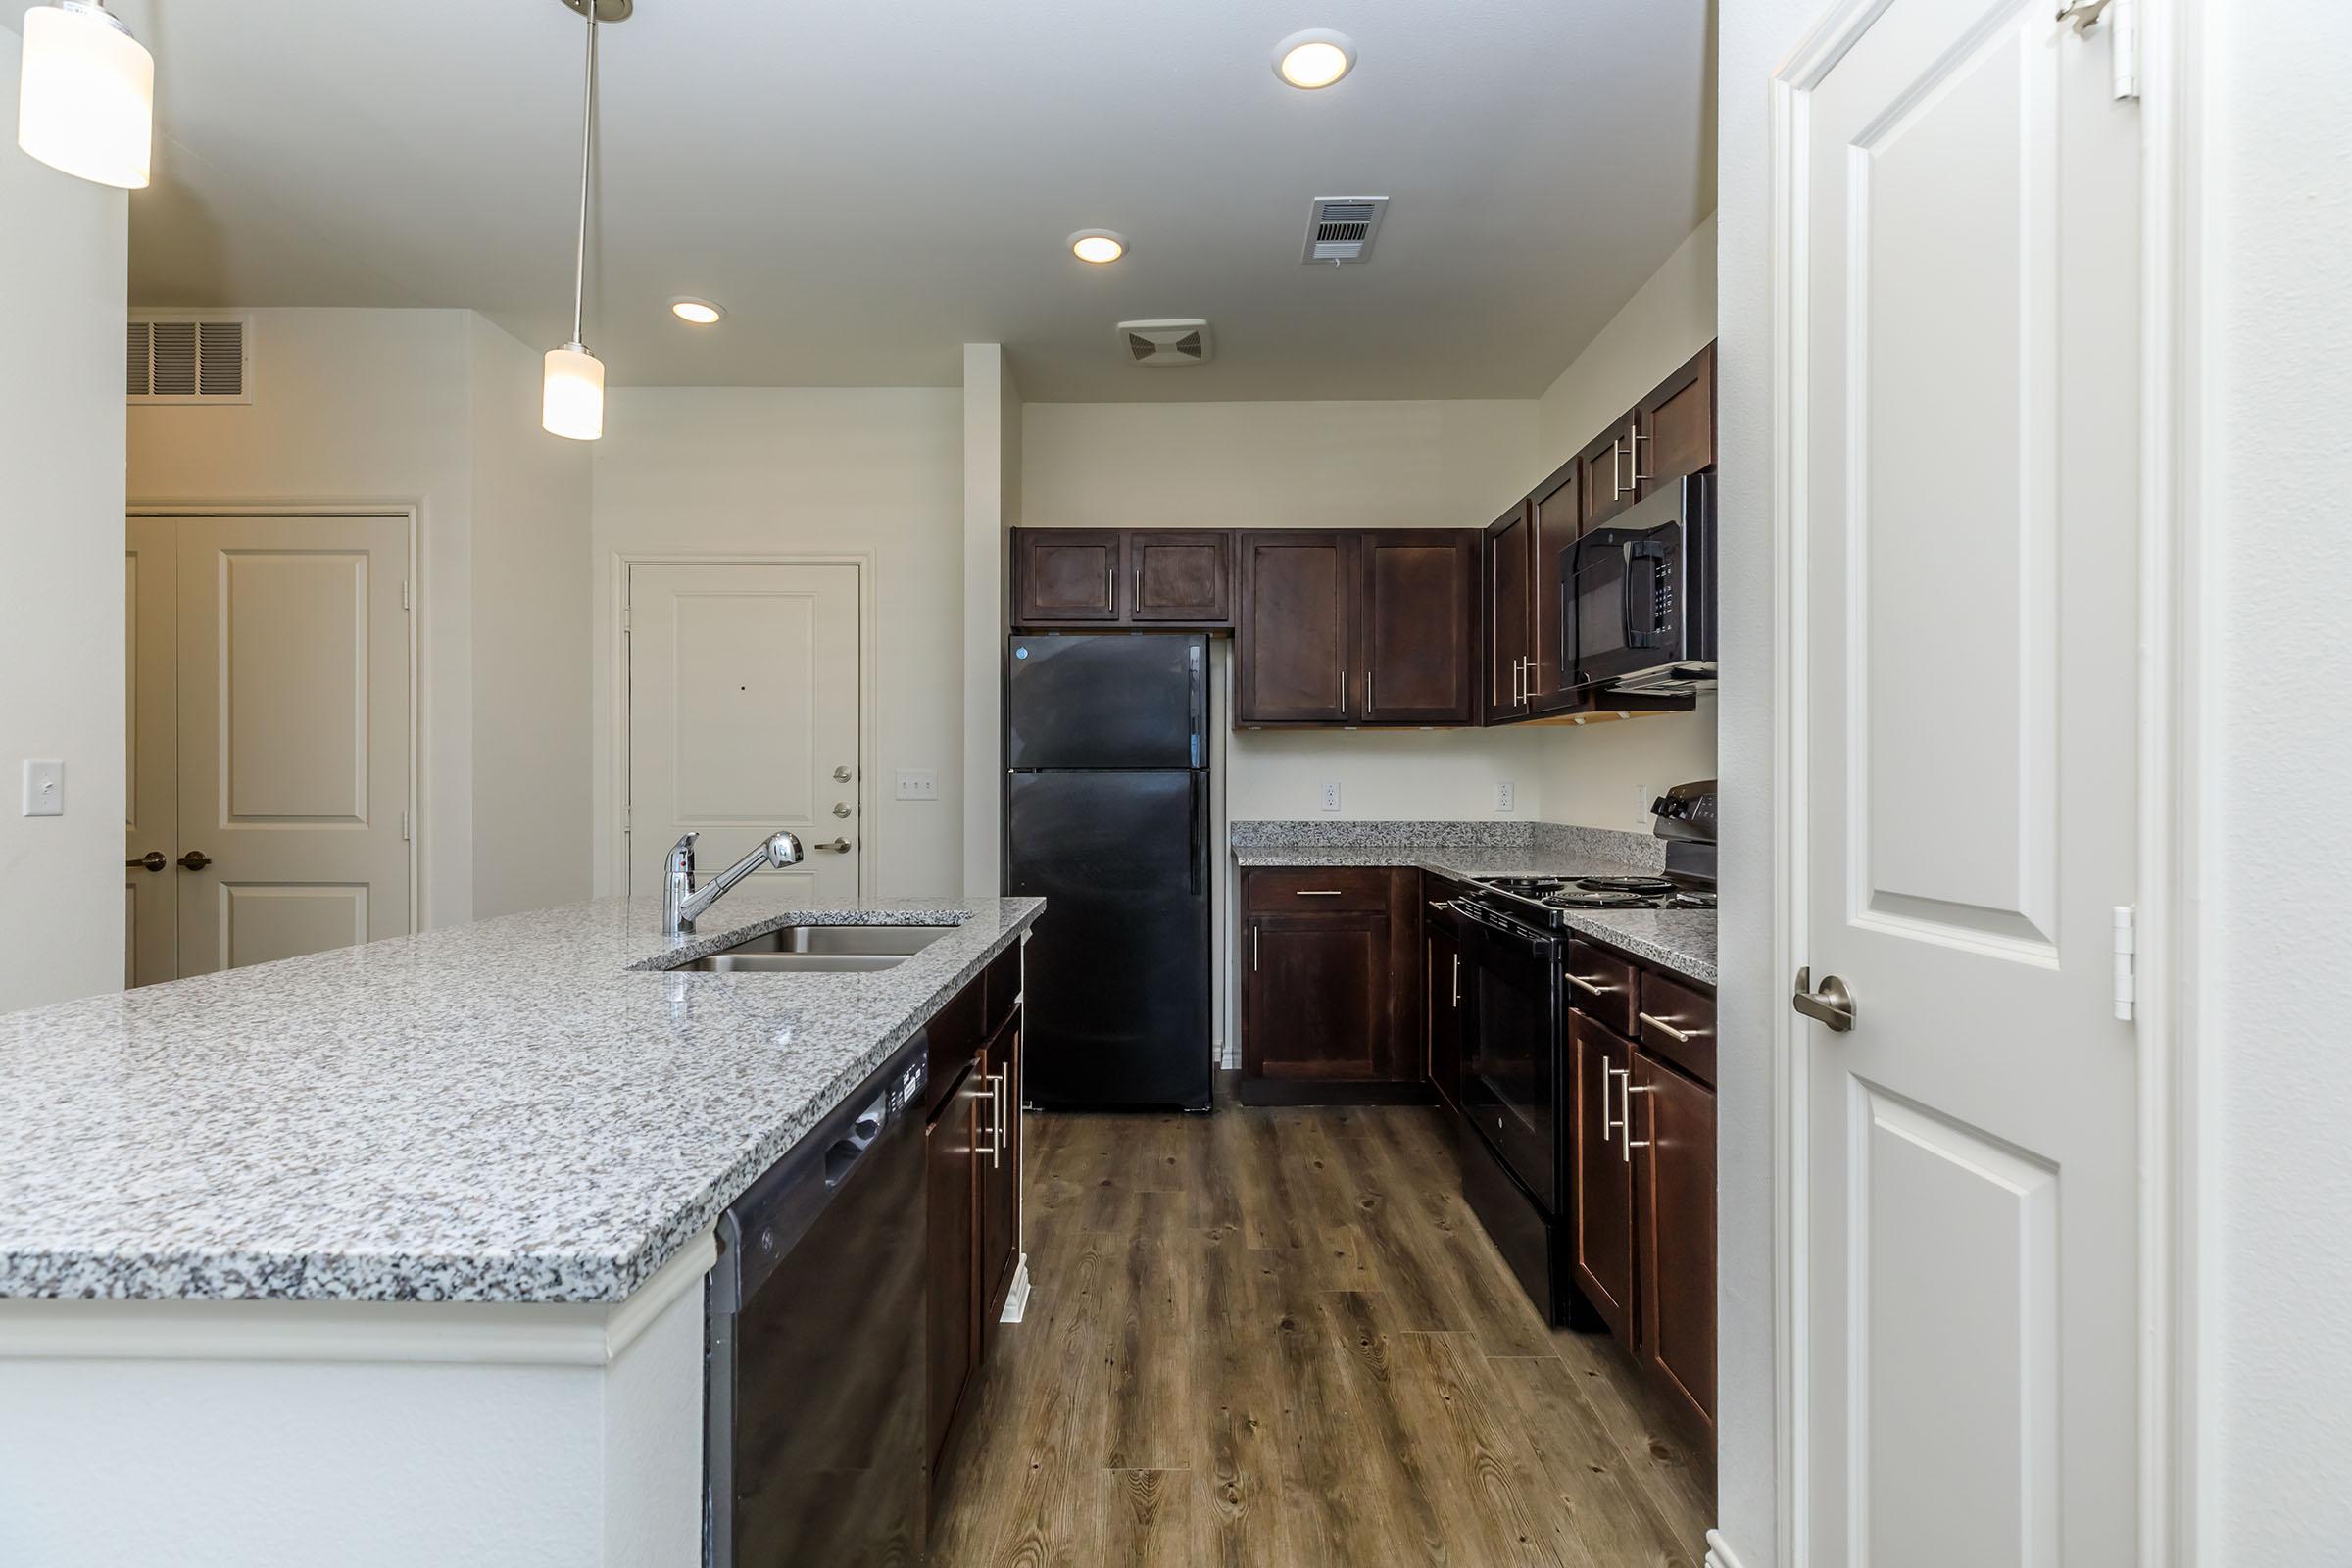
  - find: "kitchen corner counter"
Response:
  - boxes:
[0,891,1042,1305]
[1233,838,1716,987]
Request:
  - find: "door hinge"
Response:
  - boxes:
[2059,0,2139,99]
[400,809,411,843]
[621,806,631,834]
[620,607,631,634]
[401,578,411,611]
[2112,905,2137,1021]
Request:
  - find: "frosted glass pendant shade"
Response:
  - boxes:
[542,344,605,441]
[17,1,154,189]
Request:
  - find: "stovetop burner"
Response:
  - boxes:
[1575,875,1676,897]
[1541,888,1657,910]
[1467,870,1715,925]
[1481,875,1567,895]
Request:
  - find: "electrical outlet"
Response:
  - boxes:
[21,760,63,817]
[1636,788,1654,828]
[895,770,937,802]
[1494,780,1515,814]
[1320,781,1343,813]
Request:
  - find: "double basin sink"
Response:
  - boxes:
[673,923,955,974]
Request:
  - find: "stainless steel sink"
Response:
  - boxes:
[673,923,956,973]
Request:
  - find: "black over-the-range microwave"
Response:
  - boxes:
[1561,471,1717,697]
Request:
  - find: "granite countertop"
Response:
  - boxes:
[1231,821,1715,985]
[0,891,1042,1305]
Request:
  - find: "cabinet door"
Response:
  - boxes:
[925,1060,983,1470]
[1013,529,1122,624]
[1243,913,1385,1079]
[1128,530,1232,624]
[1636,343,1716,492]
[1359,530,1478,725]
[979,1016,1022,1323]
[1578,416,1644,533]
[1424,918,1463,1111]
[1484,503,1531,720]
[1237,532,1353,724]
[1569,1013,1636,1342]
[1526,460,1584,712]
[1635,1054,1716,1450]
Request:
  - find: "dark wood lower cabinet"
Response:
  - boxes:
[978,1017,1022,1326]
[1423,903,1463,1112]
[1635,1054,1717,1452]
[1568,1012,1635,1342]
[924,1056,982,1473]
[1239,866,1424,1101]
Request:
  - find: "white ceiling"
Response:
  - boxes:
[101,0,1713,401]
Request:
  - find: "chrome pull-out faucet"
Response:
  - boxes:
[664,829,804,936]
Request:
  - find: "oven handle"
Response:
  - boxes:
[1451,898,1563,961]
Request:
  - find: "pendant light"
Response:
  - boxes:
[16,0,154,189]
[542,0,614,441]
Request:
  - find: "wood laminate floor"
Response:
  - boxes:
[931,1083,1714,1567]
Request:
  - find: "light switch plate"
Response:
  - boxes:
[22,759,64,817]
[1320,781,1342,813]
[895,770,937,802]
[1494,780,1516,813]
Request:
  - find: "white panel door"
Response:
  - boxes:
[173,516,414,975]
[1794,5,2142,1566]
[124,518,178,988]
[627,564,861,905]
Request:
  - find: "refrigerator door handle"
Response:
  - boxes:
[1187,641,1203,767]
[1188,773,1202,896]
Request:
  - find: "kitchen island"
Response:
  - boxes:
[0,889,1041,1567]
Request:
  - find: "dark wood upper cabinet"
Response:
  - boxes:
[1526,461,1583,713]
[1638,343,1716,492]
[1237,532,1351,723]
[1635,1054,1717,1453]
[1359,531,1478,725]
[1012,529,1123,624]
[1579,416,1645,534]
[1485,504,1531,718]
[1128,530,1233,623]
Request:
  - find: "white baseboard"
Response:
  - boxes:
[998,1254,1032,1323]
[1704,1528,1751,1568]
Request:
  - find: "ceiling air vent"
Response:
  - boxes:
[127,317,250,403]
[1302,195,1388,264]
[1116,318,1214,367]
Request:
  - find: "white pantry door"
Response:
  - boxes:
[1793,4,2142,1566]
[172,515,414,976]
[626,563,861,905]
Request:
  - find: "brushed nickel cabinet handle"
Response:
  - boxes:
[1295,889,1344,897]
[1566,972,1619,997]
[1638,1010,1694,1044]
[1450,953,1460,1008]
[1133,565,1142,611]
[1252,924,1260,970]
[1628,428,1652,483]
[1340,669,1348,716]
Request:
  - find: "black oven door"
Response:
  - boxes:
[1457,901,1563,1212]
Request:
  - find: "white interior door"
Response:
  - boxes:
[124,518,178,988]
[626,563,861,905]
[1791,5,2142,1565]
[172,515,414,976]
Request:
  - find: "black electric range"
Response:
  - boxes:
[1465,872,1716,926]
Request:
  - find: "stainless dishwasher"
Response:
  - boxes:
[706,1035,928,1566]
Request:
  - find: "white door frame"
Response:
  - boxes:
[126,502,423,940]
[1760,4,2207,1566]
[607,553,878,905]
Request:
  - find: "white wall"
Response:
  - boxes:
[0,24,129,1012]
[2206,0,2352,1555]
[1534,214,1721,828]
[466,316,593,918]
[1227,727,1558,821]
[127,308,592,929]
[588,387,965,902]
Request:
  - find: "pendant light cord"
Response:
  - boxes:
[569,2,597,347]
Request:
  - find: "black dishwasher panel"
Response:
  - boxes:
[706,1036,928,1568]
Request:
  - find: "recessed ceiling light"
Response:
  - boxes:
[669,298,724,325]
[1068,230,1127,265]
[1273,29,1355,90]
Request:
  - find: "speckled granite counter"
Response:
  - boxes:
[1232,821,1714,985]
[0,891,1042,1305]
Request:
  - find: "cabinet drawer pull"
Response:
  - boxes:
[1294,889,1344,897]
[1566,972,1619,997]
[1450,953,1460,1008]
[1628,428,1652,483]
[1603,1063,1626,1144]
[1638,1010,1694,1044]
[1427,899,1453,911]
[1621,1074,1656,1164]
[1252,924,1260,970]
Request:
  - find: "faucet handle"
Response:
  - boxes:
[667,832,699,879]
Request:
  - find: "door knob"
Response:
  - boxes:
[126,851,167,872]
[813,838,852,854]
[176,850,214,871]
[1791,966,1856,1032]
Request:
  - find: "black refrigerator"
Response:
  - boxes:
[1004,633,1213,1111]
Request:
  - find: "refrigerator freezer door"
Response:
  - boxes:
[1006,768,1212,1109]
[1005,634,1203,771]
